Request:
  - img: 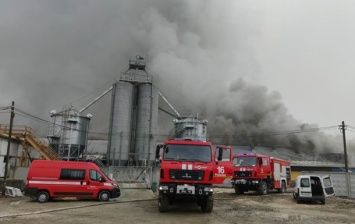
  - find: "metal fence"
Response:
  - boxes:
[302,171,355,198]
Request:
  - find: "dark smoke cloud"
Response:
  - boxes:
[0,1,352,165]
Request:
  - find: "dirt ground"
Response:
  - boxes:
[0,188,354,224]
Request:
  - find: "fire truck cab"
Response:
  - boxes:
[231,153,291,195]
[155,139,223,213]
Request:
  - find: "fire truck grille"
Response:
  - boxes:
[234,171,252,177]
[169,170,205,180]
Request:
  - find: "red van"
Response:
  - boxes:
[24,160,120,203]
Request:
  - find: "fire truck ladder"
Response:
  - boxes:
[0,125,61,161]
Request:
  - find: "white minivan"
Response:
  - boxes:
[292,174,335,204]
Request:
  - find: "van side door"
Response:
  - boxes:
[322,176,335,196]
[57,168,89,197]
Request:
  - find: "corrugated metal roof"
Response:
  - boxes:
[290,160,344,167]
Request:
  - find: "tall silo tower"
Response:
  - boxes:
[47,107,92,160]
[107,55,159,166]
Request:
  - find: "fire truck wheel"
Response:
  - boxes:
[201,196,213,213]
[259,181,268,195]
[234,186,244,195]
[99,191,110,202]
[36,191,49,203]
[158,196,169,212]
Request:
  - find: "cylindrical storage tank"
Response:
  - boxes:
[107,81,134,166]
[135,84,159,166]
[48,110,91,160]
[174,117,208,141]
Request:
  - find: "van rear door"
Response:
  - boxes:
[322,176,335,196]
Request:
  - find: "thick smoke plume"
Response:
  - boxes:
[0,1,352,165]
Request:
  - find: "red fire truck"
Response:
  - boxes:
[231,153,291,195]
[155,139,223,213]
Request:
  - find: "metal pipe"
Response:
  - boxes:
[158,92,181,118]
[79,86,113,113]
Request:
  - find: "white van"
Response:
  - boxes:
[292,174,334,204]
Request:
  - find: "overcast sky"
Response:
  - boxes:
[0,1,355,160]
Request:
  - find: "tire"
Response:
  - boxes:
[99,191,110,202]
[201,196,213,213]
[295,190,300,204]
[158,195,169,213]
[321,197,325,205]
[278,182,286,193]
[36,191,49,203]
[234,185,244,195]
[259,181,268,195]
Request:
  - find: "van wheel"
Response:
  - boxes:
[36,191,49,203]
[158,195,169,212]
[259,181,268,195]
[201,196,213,213]
[99,191,110,202]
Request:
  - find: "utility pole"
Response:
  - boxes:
[339,121,349,173]
[2,101,15,196]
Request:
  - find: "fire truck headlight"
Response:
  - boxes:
[252,180,259,184]
[159,186,169,191]
[204,187,213,192]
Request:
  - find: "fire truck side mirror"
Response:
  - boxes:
[155,144,163,159]
[217,147,223,161]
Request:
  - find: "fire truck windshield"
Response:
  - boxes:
[163,144,211,162]
[233,157,257,166]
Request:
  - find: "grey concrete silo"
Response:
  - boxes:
[135,84,159,165]
[107,81,134,166]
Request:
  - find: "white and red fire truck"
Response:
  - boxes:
[231,153,291,195]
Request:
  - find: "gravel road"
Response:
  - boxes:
[0,188,354,224]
